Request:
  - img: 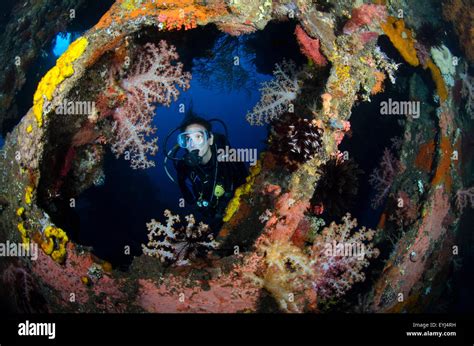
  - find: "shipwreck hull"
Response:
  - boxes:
[0,0,468,313]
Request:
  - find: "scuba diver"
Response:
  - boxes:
[164,115,248,233]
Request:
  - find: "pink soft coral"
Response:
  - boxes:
[343,4,387,35]
[111,41,191,169]
[294,25,327,66]
[369,148,400,208]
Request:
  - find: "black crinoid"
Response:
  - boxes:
[269,112,324,171]
[310,156,363,219]
[416,22,445,49]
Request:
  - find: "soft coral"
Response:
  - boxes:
[111,41,191,169]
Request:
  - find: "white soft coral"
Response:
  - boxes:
[246,60,299,126]
[460,62,473,115]
[142,210,218,266]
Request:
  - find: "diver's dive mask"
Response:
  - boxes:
[177,130,209,150]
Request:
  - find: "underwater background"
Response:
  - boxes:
[0,0,472,314]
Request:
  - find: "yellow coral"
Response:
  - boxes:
[17,222,27,237]
[335,64,350,81]
[41,238,54,255]
[33,37,88,127]
[51,247,67,262]
[223,193,241,223]
[42,225,69,263]
[102,261,113,273]
[223,159,262,222]
[26,124,33,133]
[329,60,357,95]
[16,207,25,217]
[17,223,30,245]
[81,276,91,285]
[256,240,313,312]
[24,186,34,204]
[21,236,30,246]
[121,0,141,11]
[381,17,419,67]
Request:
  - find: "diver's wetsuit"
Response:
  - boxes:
[177,133,248,232]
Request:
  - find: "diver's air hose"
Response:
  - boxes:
[164,145,180,183]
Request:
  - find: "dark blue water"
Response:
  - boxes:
[147,35,269,213]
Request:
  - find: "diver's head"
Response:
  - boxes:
[178,116,214,164]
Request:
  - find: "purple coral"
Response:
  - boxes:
[460,63,473,115]
[369,148,400,208]
[142,210,218,266]
[2,264,48,313]
[455,187,474,212]
[310,213,379,299]
[111,41,191,169]
[246,60,299,126]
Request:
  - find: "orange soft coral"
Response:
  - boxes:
[432,136,454,192]
[381,17,419,67]
[95,0,228,31]
[371,71,386,95]
[425,58,449,102]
